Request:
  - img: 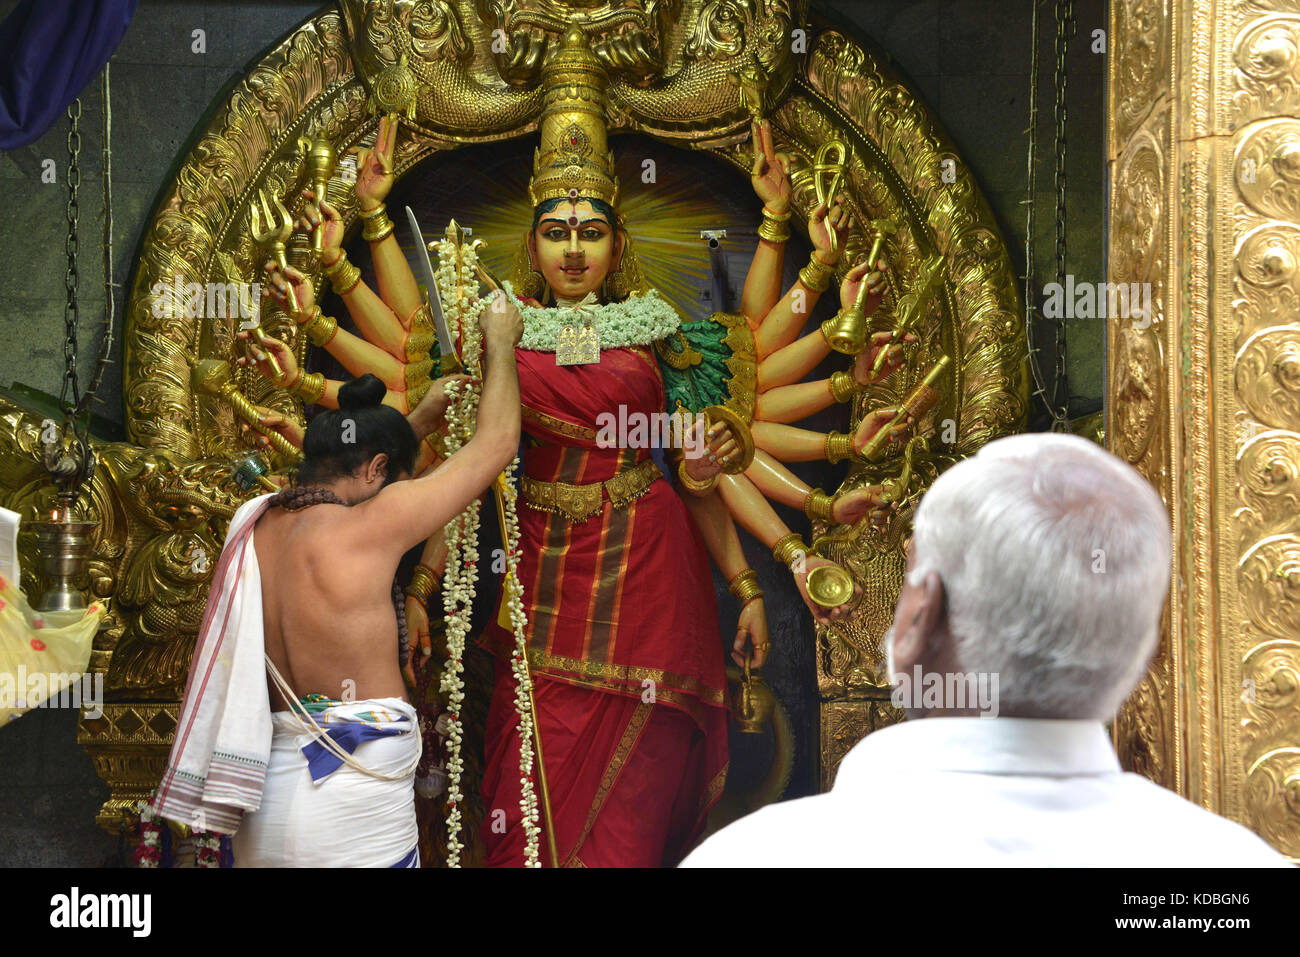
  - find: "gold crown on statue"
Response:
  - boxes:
[528,26,620,209]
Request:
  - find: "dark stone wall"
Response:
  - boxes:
[0,0,1107,865]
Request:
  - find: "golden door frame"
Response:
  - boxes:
[0,0,1025,832]
[1109,0,1300,860]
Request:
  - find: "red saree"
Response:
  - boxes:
[480,344,729,867]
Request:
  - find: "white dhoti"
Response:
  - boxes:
[233,696,420,868]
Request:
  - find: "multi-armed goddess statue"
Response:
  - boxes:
[244,28,917,867]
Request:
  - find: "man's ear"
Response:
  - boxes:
[367,452,390,484]
[894,570,946,664]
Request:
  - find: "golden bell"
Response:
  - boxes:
[298,136,337,253]
[806,562,855,608]
[820,219,896,355]
[821,306,870,356]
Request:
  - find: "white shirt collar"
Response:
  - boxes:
[834,717,1121,789]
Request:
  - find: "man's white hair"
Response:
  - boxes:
[910,433,1171,719]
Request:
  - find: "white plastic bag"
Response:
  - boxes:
[0,572,103,726]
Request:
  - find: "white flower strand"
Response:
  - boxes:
[500,455,542,867]
[502,281,681,352]
[434,238,542,867]
[435,236,483,868]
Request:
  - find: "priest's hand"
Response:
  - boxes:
[733,597,770,669]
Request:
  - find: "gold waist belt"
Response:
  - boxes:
[520,458,662,523]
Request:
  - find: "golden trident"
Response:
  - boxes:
[249,189,300,315]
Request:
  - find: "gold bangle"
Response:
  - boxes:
[825,430,854,464]
[829,369,857,404]
[405,563,438,604]
[728,569,764,604]
[676,457,717,496]
[772,532,807,568]
[362,210,394,243]
[799,255,834,293]
[358,202,387,220]
[324,254,362,296]
[757,207,791,244]
[304,310,338,347]
[293,371,326,404]
[804,488,835,522]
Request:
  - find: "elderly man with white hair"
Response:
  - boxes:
[682,433,1289,867]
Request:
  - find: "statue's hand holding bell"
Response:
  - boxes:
[297,188,346,265]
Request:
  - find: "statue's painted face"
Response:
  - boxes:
[529,199,622,301]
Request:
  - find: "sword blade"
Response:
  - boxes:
[405,205,456,361]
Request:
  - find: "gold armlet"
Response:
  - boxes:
[825,430,854,464]
[405,562,438,604]
[324,254,362,296]
[304,309,339,347]
[362,208,394,243]
[799,255,834,293]
[828,370,857,404]
[772,533,807,568]
[358,202,387,220]
[803,488,835,522]
[757,206,791,244]
[728,569,764,604]
[293,371,326,404]
[676,457,717,497]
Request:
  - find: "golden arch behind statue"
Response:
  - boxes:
[48,0,1026,830]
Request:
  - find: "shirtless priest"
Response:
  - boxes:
[152,303,522,867]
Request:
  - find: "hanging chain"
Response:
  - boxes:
[1024,0,1075,431]
[84,60,115,416]
[62,97,83,436]
[1022,0,1043,420]
[1049,0,1075,431]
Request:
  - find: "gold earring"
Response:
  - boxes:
[517,235,546,302]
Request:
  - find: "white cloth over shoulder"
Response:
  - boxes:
[153,493,275,834]
[233,697,419,868]
[681,717,1293,868]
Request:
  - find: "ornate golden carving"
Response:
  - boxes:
[1110,0,1300,857]
[0,2,1028,829]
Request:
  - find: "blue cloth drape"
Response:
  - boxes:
[0,0,137,150]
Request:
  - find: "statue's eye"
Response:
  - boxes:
[544,228,566,241]
[581,228,603,241]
